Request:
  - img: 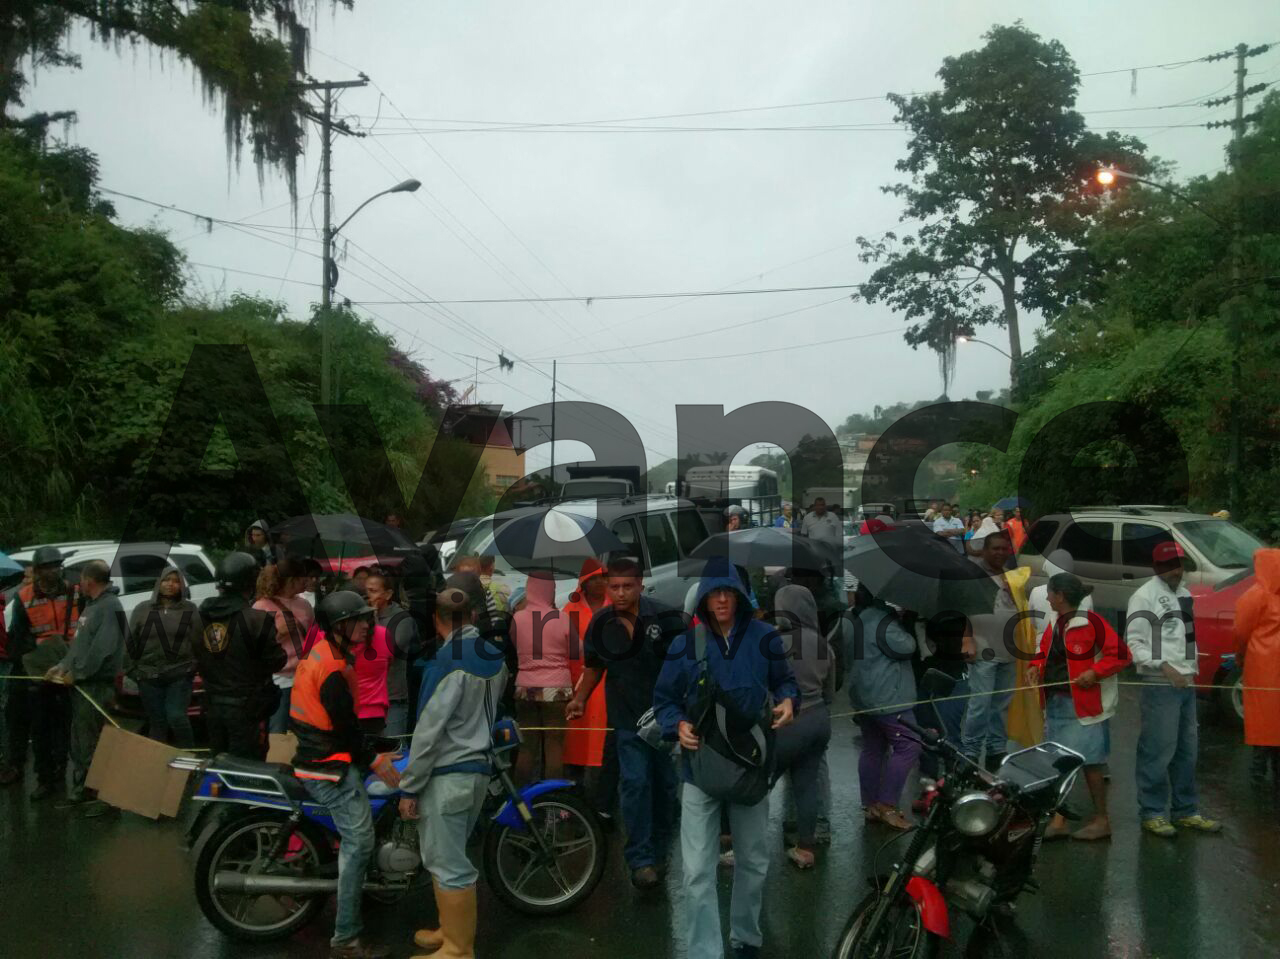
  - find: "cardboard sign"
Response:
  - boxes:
[85,725,190,820]
[267,732,298,765]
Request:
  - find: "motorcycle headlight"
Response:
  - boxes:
[951,791,1001,837]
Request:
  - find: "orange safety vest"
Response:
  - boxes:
[290,638,358,772]
[20,582,79,645]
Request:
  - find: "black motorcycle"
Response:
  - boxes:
[833,697,1085,958]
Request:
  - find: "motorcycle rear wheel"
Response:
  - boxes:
[482,789,605,916]
[833,891,938,959]
[194,810,330,941]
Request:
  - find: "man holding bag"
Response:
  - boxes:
[654,559,798,959]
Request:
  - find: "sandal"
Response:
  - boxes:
[877,808,913,831]
[786,846,816,870]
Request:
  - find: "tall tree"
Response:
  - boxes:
[855,22,1147,392]
[0,1,352,196]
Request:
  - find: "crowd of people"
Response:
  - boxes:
[3,500,1279,959]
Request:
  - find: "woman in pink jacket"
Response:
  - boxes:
[511,571,573,781]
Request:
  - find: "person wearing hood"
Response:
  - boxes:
[365,571,421,738]
[653,558,798,959]
[771,585,835,869]
[45,560,125,812]
[399,579,507,959]
[567,555,687,890]
[563,559,610,772]
[1233,549,1280,787]
[245,520,276,567]
[195,552,288,760]
[126,566,202,748]
[1028,550,1093,635]
[849,584,922,831]
[511,571,573,782]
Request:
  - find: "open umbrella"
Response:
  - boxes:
[691,527,841,572]
[993,496,1030,511]
[272,513,417,567]
[0,549,23,590]
[490,506,627,575]
[843,525,997,617]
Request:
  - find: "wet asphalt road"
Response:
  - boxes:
[3,688,1278,959]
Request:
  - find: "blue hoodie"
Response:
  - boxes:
[653,559,799,752]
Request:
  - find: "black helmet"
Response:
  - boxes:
[216,551,260,592]
[31,546,64,568]
[317,589,375,634]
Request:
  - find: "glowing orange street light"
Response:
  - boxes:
[1095,167,1117,186]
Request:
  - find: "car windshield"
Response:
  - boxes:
[1175,520,1263,570]
[451,514,596,578]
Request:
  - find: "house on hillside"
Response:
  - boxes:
[441,404,530,492]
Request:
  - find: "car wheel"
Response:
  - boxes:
[1215,664,1245,727]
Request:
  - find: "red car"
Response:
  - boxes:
[1190,568,1253,725]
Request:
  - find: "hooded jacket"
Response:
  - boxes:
[126,566,201,682]
[512,571,572,690]
[1234,549,1280,747]
[61,584,126,684]
[194,592,287,704]
[564,559,608,673]
[1031,609,1131,724]
[773,585,835,712]
[1027,551,1094,637]
[849,604,917,717]
[653,559,799,749]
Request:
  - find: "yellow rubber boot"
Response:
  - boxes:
[412,926,444,954]
[432,883,478,959]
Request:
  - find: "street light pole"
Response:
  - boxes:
[956,335,1012,360]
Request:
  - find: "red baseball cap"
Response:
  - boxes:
[1152,541,1186,565]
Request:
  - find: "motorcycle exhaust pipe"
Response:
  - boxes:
[213,872,404,896]
[214,872,338,895]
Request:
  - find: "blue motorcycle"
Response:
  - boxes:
[171,719,605,941]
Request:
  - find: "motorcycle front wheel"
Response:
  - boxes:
[194,810,330,941]
[833,891,938,959]
[482,789,605,916]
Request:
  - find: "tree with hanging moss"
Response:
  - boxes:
[854,22,1149,393]
[0,1,353,196]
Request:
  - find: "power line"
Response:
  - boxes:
[550,325,905,365]
[352,281,871,306]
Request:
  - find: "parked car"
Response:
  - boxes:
[1017,507,1262,629]
[1190,567,1254,726]
[453,495,711,610]
[8,541,219,721]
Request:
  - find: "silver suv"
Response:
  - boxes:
[1019,507,1263,625]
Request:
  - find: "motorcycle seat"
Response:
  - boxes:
[207,754,310,803]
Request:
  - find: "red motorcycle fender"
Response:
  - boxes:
[904,877,951,940]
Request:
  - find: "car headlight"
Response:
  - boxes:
[951,791,1001,837]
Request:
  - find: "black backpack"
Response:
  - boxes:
[683,625,776,806]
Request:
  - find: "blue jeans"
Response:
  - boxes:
[616,729,678,870]
[300,767,375,945]
[680,782,771,958]
[1136,684,1200,821]
[268,685,292,734]
[960,660,1016,761]
[137,675,195,749]
[416,772,488,888]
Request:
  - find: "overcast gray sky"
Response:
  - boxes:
[23,0,1278,472]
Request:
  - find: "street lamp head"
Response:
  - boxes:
[391,178,421,194]
[956,335,970,344]
[1095,167,1117,187]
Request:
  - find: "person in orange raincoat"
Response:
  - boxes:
[562,560,610,769]
[1233,548,1280,784]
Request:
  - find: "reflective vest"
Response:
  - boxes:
[20,582,79,645]
[290,637,357,770]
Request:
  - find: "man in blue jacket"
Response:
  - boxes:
[654,559,798,959]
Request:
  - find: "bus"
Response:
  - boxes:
[681,465,781,527]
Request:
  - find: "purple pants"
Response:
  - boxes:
[857,712,922,808]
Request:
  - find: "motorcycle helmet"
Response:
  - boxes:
[216,551,260,592]
[317,588,375,635]
[31,546,64,568]
[723,504,750,528]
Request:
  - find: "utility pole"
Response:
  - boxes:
[550,360,558,491]
[1207,43,1269,513]
[299,76,369,406]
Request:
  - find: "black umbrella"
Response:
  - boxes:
[690,527,841,571]
[490,506,628,575]
[272,513,416,565]
[842,525,997,617]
